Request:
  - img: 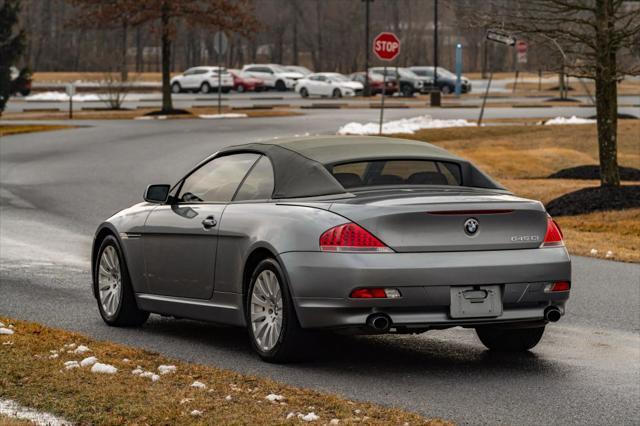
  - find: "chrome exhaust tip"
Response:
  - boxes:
[544,306,562,322]
[366,313,392,333]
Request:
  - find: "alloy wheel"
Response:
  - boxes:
[98,245,122,318]
[250,269,283,351]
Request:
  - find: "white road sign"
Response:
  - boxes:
[213,32,228,55]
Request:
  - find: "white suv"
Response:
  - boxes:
[170,67,234,94]
[241,64,304,91]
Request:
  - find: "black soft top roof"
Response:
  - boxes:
[216,136,504,199]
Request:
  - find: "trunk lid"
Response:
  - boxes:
[327,189,548,252]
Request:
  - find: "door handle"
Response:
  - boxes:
[201,216,217,229]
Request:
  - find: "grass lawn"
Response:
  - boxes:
[396,121,640,262]
[0,124,75,137]
[0,318,448,426]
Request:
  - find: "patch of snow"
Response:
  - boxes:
[158,365,177,375]
[134,115,167,120]
[63,361,79,370]
[0,327,15,335]
[299,412,320,422]
[266,394,285,402]
[0,321,4,327]
[190,410,202,417]
[225,395,232,401]
[80,356,98,367]
[191,381,206,389]
[199,113,248,119]
[543,116,596,125]
[73,345,91,354]
[2,341,13,346]
[354,409,361,415]
[122,358,130,363]
[180,398,193,405]
[64,343,76,348]
[91,363,117,374]
[330,419,340,425]
[49,354,59,359]
[131,368,144,376]
[26,91,103,102]
[286,412,296,420]
[337,115,475,135]
[606,250,614,258]
[139,371,160,381]
[590,248,598,256]
[0,398,71,426]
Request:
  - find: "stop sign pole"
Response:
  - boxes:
[373,32,401,135]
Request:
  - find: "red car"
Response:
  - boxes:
[349,71,397,95]
[228,69,264,93]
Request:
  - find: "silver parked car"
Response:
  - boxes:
[92,136,571,362]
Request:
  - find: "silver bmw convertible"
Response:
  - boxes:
[92,136,571,362]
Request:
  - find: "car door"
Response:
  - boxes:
[142,153,261,299]
[180,68,197,89]
[315,75,332,96]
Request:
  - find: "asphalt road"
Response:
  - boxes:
[1,110,639,425]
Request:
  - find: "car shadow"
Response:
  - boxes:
[130,315,567,381]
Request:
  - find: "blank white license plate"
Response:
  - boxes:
[449,285,502,318]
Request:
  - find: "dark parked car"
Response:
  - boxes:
[410,66,471,94]
[370,67,427,97]
[349,71,397,95]
[10,66,32,96]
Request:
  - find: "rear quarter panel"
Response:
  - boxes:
[214,202,346,293]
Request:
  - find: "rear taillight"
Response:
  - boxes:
[320,223,392,253]
[541,217,564,248]
[544,281,571,292]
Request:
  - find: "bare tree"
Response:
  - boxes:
[481,0,640,187]
[69,0,258,113]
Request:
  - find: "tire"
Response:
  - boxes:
[476,326,545,352]
[299,87,309,98]
[171,82,182,94]
[19,89,31,96]
[441,85,452,94]
[401,84,414,97]
[332,88,342,98]
[275,80,287,91]
[237,84,245,93]
[93,235,149,327]
[200,82,211,94]
[246,258,308,363]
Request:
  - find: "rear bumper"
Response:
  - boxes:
[279,247,570,330]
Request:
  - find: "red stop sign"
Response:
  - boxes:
[373,32,401,61]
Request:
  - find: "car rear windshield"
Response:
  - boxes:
[331,160,462,189]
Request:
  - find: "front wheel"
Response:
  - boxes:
[332,88,342,98]
[94,236,149,327]
[476,326,545,352]
[236,84,245,93]
[275,80,287,91]
[299,87,309,98]
[171,82,182,94]
[246,258,308,362]
[441,85,452,95]
[401,85,414,97]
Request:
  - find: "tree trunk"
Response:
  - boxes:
[595,0,620,187]
[121,21,128,82]
[161,3,173,113]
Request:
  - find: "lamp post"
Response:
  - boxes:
[363,0,374,96]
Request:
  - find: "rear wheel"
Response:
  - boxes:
[200,82,211,94]
[275,80,287,91]
[94,236,148,327]
[441,84,452,94]
[246,258,307,362]
[476,326,545,352]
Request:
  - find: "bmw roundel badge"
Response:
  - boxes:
[464,218,479,236]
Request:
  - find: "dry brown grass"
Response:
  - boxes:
[0,124,74,137]
[0,317,449,426]
[0,417,33,426]
[397,122,640,262]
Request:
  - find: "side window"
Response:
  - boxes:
[179,153,260,203]
[245,67,259,73]
[234,156,275,201]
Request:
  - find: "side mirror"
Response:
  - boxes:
[144,184,170,204]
